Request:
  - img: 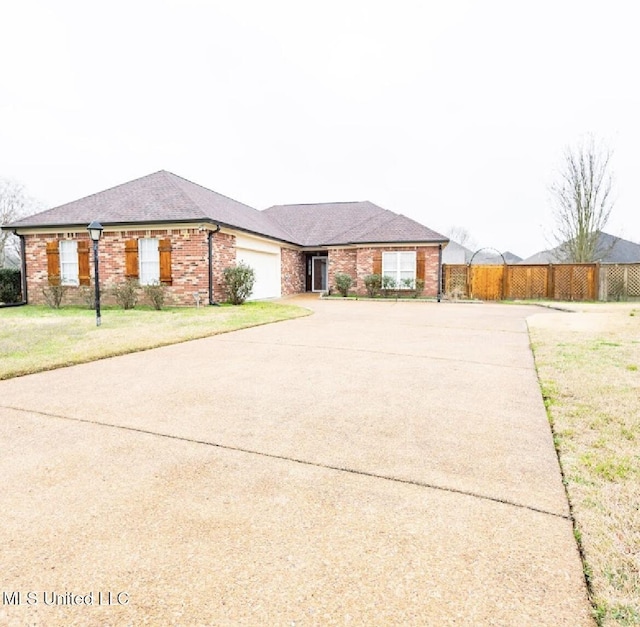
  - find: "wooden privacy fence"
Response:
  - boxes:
[599,264,640,301]
[443,263,601,301]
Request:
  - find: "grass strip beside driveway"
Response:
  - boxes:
[0,302,310,380]
[529,306,640,625]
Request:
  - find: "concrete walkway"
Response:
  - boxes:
[0,298,593,625]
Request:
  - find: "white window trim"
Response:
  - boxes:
[382,251,417,289]
[138,238,160,286]
[59,240,79,286]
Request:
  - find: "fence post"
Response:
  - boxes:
[600,264,607,301]
[547,264,554,299]
[502,264,508,300]
[624,266,629,300]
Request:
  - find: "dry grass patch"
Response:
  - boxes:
[0,303,310,380]
[529,307,640,625]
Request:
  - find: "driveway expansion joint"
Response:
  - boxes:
[3,403,571,522]
[216,339,536,371]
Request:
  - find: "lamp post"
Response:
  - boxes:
[87,221,103,326]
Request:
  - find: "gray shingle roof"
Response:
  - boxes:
[8,171,447,247]
[9,171,294,242]
[263,201,447,246]
[520,232,640,264]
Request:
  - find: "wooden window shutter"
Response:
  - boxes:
[159,238,172,285]
[373,251,382,275]
[416,250,426,282]
[78,240,90,286]
[125,239,139,279]
[46,241,61,285]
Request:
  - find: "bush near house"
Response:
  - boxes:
[42,279,68,309]
[363,273,382,297]
[334,272,353,297]
[223,263,256,305]
[381,275,396,297]
[143,281,167,310]
[112,279,140,310]
[0,268,21,303]
[79,286,96,310]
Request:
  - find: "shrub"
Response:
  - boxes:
[363,273,382,297]
[143,281,167,310]
[414,278,425,297]
[334,272,353,297]
[79,286,96,309]
[112,279,139,310]
[0,268,21,303]
[447,286,465,301]
[42,280,68,309]
[223,263,256,305]
[381,275,396,296]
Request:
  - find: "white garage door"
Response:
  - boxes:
[235,235,282,300]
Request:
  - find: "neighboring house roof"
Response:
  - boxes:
[441,242,522,265]
[471,250,523,264]
[519,250,556,264]
[441,240,472,264]
[502,251,523,264]
[8,171,447,248]
[520,232,640,264]
[264,201,447,246]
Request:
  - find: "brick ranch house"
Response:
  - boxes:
[6,171,449,305]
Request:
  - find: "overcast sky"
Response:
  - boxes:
[2,0,639,258]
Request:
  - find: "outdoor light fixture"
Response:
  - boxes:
[87,221,103,326]
[88,221,103,242]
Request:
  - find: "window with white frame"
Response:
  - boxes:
[138,238,160,285]
[59,240,79,286]
[382,251,416,288]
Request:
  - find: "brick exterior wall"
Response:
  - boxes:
[331,245,441,297]
[24,228,237,307]
[356,247,375,291]
[23,228,442,305]
[420,246,441,297]
[212,232,236,303]
[328,248,357,293]
[281,248,305,296]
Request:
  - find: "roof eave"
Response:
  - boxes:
[320,238,450,247]
[8,217,216,232]
[9,217,302,246]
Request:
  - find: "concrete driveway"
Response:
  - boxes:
[0,298,593,625]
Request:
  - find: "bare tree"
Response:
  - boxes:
[0,178,41,267]
[549,137,615,262]
[445,225,478,251]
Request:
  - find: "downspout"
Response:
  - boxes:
[208,224,221,306]
[437,243,443,303]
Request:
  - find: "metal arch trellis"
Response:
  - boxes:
[467,247,507,266]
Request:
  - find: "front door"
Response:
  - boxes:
[312,257,327,292]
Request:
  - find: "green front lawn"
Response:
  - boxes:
[0,302,310,380]
[529,307,640,624]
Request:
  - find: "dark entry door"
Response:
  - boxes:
[312,257,327,292]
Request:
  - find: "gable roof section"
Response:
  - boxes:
[10,171,295,243]
[9,171,446,247]
[263,201,447,246]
